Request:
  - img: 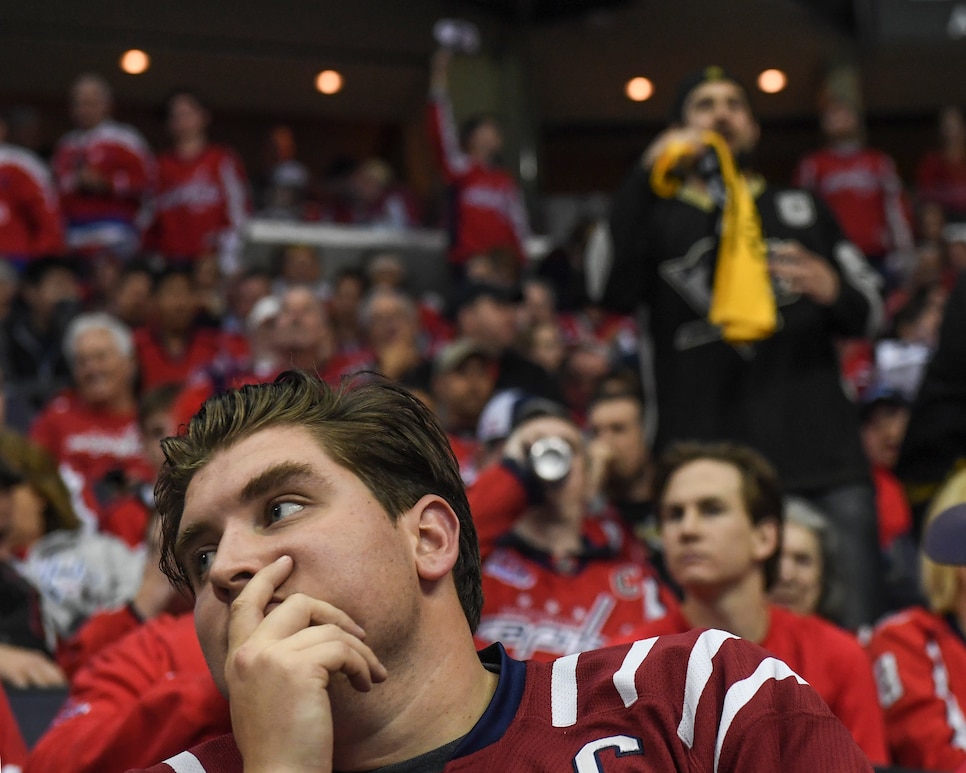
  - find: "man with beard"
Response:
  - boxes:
[588,66,884,629]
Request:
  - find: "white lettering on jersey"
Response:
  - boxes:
[613,637,659,707]
[713,657,807,773]
[872,651,904,708]
[678,630,738,748]
[477,594,616,659]
[573,735,644,772]
[551,651,580,728]
[926,640,966,751]
[64,424,142,458]
[162,750,207,773]
[463,185,515,216]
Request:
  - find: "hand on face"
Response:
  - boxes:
[225,554,387,773]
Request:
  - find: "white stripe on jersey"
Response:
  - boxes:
[163,751,207,773]
[713,657,807,773]
[678,630,738,748]
[613,637,659,707]
[926,640,966,751]
[551,652,581,728]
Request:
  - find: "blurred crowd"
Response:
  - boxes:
[1,55,966,773]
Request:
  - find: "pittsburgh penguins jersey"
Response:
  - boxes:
[134,630,871,773]
[594,168,882,493]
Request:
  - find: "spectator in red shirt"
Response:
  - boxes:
[618,441,889,763]
[52,74,154,258]
[866,470,966,771]
[428,49,530,279]
[472,408,676,661]
[328,266,368,356]
[916,105,966,223]
[795,91,913,280]
[30,312,150,520]
[133,265,248,393]
[147,90,249,274]
[0,109,64,265]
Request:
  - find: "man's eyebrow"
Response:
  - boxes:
[238,461,320,505]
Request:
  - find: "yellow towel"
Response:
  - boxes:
[650,131,776,344]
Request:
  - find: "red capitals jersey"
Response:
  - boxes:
[0,683,27,773]
[477,533,676,661]
[794,145,913,260]
[30,391,150,518]
[619,604,888,763]
[866,606,966,771]
[134,326,250,393]
[147,144,249,260]
[28,612,230,773]
[132,631,871,773]
[52,119,154,248]
[917,150,966,220]
[427,91,529,265]
[0,142,64,259]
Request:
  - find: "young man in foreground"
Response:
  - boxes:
[132,371,870,772]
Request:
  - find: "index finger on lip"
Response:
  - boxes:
[228,555,294,651]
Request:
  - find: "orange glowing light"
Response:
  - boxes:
[315,70,344,95]
[625,77,654,102]
[119,49,150,75]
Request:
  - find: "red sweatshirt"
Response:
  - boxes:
[0,142,64,259]
[29,612,229,773]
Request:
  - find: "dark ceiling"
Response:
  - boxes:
[2,0,965,128]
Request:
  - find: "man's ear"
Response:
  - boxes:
[752,518,780,564]
[405,494,461,582]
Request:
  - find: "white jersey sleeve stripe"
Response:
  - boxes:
[677,630,739,748]
[162,750,208,773]
[926,640,966,750]
[613,637,659,708]
[551,652,581,728]
[713,657,807,773]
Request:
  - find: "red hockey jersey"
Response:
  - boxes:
[28,612,229,773]
[130,631,871,772]
[866,606,966,771]
[619,603,888,763]
[30,391,151,520]
[477,533,676,661]
[0,142,64,259]
[147,144,249,260]
[427,91,529,265]
[52,119,154,252]
[794,145,913,260]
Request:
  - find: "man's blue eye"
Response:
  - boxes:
[195,549,214,578]
[270,502,304,523]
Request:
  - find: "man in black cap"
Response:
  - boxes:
[588,65,884,629]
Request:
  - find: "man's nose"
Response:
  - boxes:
[207,526,274,606]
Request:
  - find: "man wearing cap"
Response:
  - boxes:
[589,65,884,628]
[430,338,498,485]
[866,470,966,771]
